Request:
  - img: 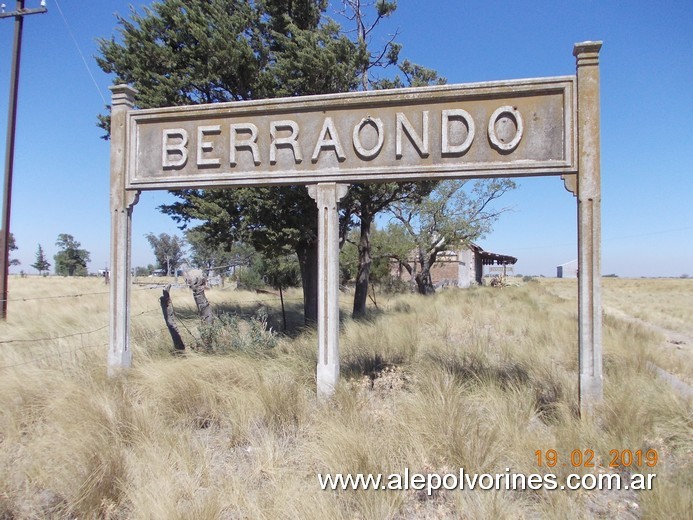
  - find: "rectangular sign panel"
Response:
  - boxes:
[126,76,575,190]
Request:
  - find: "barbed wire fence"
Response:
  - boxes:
[0,283,305,372]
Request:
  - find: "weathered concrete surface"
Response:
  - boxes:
[647,363,693,400]
[308,183,348,399]
[108,85,139,375]
[126,78,576,190]
[574,41,604,417]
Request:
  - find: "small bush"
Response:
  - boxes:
[490,275,509,288]
[197,309,276,354]
[380,276,411,294]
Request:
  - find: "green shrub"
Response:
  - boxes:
[380,276,411,294]
[234,266,265,291]
[197,309,276,354]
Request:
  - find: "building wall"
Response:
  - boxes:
[430,252,459,287]
[430,248,480,288]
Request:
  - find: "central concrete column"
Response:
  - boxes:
[308,182,349,399]
[574,42,603,416]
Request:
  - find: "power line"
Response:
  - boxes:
[499,225,693,252]
[53,0,108,106]
[603,226,693,242]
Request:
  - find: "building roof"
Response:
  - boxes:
[470,243,518,265]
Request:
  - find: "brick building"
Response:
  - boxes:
[394,244,517,289]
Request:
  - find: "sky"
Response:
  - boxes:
[1,0,691,278]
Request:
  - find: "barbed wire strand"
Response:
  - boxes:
[0,292,306,371]
[0,308,161,345]
[0,285,307,304]
[0,291,304,367]
[0,324,173,372]
[0,342,108,371]
[0,285,166,304]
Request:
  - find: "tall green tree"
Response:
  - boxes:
[145,232,185,276]
[31,244,51,275]
[97,0,452,321]
[338,0,445,318]
[97,0,360,324]
[54,234,90,276]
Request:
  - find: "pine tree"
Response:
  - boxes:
[31,244,51,275]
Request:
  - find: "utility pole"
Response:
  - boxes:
[0,0,47,319]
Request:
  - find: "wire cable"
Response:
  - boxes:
[53,0,108,106]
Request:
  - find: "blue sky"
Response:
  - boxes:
[1,0,691,277]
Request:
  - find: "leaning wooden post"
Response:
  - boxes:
[160,284,186,351]
[108,85,139,375]
[308,183,348,399]
[574,42,603,416]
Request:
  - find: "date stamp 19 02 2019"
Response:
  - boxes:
[535,449,659,468]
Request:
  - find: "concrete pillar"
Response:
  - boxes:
[108,85,139,376]
[308,182,349,399]
[574,42,603,416]
[457,248,473,288]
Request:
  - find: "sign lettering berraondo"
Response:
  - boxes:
[126,77,576,190]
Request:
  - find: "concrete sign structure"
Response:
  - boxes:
[109,42,603,416]
[127,77,574,189]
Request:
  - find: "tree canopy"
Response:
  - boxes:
[387,179,516,294]
[96,0,359,111]
[8,233,20,267]
[145,232,185,276]
[54,234,90,276]
[185,227,253,274]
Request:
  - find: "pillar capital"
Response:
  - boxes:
[307,182,349,203]
[109,84,138,109]
[573,41,602,67]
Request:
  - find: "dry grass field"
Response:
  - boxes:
[0,275,690,519]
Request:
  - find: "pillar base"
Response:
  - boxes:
[317,362,339,400]
[579,374,604,416]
